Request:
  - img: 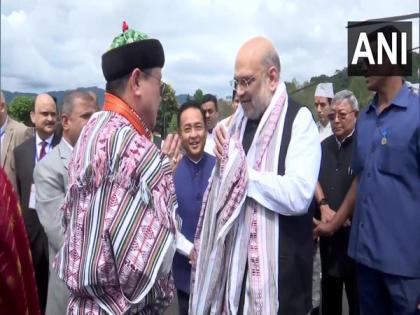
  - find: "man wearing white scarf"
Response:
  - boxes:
[190,37,321,314]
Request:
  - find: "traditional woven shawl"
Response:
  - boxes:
[190,82,288,314]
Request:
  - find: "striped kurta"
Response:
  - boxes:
[54,110,178,314]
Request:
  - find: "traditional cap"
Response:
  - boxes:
[314,82,334,98]
[101,21,165,82]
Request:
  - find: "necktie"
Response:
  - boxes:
[39,141,48,160]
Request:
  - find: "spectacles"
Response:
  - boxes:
[327,110,355,121]
[144,71,167,96]
[230,76,257,91]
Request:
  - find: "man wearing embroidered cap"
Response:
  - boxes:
[315,82,334,141]
[54,23,181,314]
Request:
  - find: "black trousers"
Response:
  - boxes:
[321,273,360,315]
[177,289,190,315]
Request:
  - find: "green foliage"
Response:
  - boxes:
[288,52,419,114]
[168,113,178,133]
[218,98,233,120]
[406,51,420,83]
[193,89,204,104]
[155,83,179,138]
[8,95,33,126]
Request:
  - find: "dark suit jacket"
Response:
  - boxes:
[14,133,60,315]
[14,134,60,252]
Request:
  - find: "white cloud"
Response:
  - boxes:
[1,0,418,98]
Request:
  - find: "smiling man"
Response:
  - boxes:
[191,36,321,315]
[172,101,215,314]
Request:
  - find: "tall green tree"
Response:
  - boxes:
[193,89,204,104]
[8,95,34,126]
[155,83,179,138]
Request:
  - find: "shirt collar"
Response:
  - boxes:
[335,129,355,148]
[187,154,205,165]
[36,132,54,146]
[367,83,410,113]
[62,137,73,151]
[0,116,8,135]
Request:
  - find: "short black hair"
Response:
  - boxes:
[201,93,218,111]
[105,68,155,98]
[177,100,205,129]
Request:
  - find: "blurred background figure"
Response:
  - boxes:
[0,90,32,191]
[0,167,41,315]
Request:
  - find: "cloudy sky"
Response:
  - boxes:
[1,0,419,97]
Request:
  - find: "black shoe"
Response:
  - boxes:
[310,306,320,315]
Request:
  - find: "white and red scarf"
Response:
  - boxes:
[190,82,288,314]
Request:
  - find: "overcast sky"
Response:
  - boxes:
[1,0,419,97]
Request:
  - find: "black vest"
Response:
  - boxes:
[277,99,314,315]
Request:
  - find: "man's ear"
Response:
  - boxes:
[267,66,279,91]
[129,68,143,96]
[61,114,70,131]
[30,111,36,124]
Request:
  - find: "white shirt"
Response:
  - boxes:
[204,131,216,156]
[317,121,333,142]
[35,132,54,162]
[0,116,8,150]
[243,84,321,216]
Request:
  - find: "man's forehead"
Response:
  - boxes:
[181,107,204,125]
[314,96,329,104]
[73,98,97,112]
[35,101,56,112]
[332,99,351,110]
[202,101,216,110]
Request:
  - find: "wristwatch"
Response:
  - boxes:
[319,198,328,206]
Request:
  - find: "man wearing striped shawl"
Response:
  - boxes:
[190,37,321,314]
[53,23,181,314]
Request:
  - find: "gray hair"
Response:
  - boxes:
[332,90,359,112]
[62,90,96,116]
[262,49,281,73]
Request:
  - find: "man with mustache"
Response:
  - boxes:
[33,90,98,315]
[14,93,60,313]
[201,93,219,156]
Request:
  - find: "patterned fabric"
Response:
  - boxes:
[0,167,41,315]
[190,83,288,314]
[53,98,179,314]
[109,22,149,50]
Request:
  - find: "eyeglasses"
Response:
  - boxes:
[327,110,355,121]
[229,76,257,91]
[144,71,167,96]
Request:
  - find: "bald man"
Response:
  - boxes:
[14,93,60,314]
[190,37,321,314]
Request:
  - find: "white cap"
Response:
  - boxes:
[315,83,334,98]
